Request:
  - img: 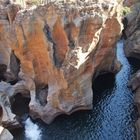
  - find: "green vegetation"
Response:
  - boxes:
[27,0,43,6]
[119,6,131,16]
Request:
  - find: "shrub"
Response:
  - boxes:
[120,6,131,16]
[26,0,43,6]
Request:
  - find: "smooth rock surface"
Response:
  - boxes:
[0,126,13,140]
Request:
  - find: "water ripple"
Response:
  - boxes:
[13,40,138,140]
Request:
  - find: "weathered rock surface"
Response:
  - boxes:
[128,70,140,140]
[0,126,13,140]
[0,0,122,125]
[0,82,22,129]
[123,0,136,7]
[124,1,140,139]
[124,2,140,59]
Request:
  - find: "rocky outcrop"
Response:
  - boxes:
[123,0,136,7]
[0,82,22,129]
[124,1,140,139]
[128,71,140,140]
[0,0,122,125]
[0,126,13,140]
[124,1,140,59]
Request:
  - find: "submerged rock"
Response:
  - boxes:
[0,0,122,125]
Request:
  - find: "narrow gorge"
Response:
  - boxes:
[0,0,140,140]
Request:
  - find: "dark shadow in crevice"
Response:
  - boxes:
[9,51,20,85]
[43,24,60,67]
[36,84,48,106]
[10,93,30,118]
[92,73,115,92]
[92,72,115,104]
[0,64,7,81]
[121,17,128,40]
[128,57,140,74]
[10,93,30,139]
[0,51,20,85]
[0,106,2,122]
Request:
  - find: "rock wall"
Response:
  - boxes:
[129,71,140,140]
[0,0,122,126]
[124,1,140,139]
[124,1,140,59]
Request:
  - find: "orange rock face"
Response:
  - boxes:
[0,1,122,124]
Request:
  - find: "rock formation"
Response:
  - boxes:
[124,1,140,139]
[123,0,136,7]
[128,71,140,140]
[124,1,140,59]
[0,126,13,140]
[0,0,122,128]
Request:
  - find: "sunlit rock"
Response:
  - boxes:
[0,126,13,140]
[0,0,122,124]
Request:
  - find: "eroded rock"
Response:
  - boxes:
[0,0,122,125]
[0,82,21,129]
[124,1,140,139]
[0,126,13,140]
[124,2,140,59]
[129,70,140,140]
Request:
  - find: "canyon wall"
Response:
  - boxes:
[0,0,122,130]
[124,1,140,59]
[124,1,140,139]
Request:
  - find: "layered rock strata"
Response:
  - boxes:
[0,0,122,126]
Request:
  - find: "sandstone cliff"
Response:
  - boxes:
[0,0,122,128]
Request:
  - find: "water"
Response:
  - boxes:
[24,118,42,140]
[12,40,139,140]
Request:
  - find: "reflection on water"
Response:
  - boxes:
[12,40,137,140]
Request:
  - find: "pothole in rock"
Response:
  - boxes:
[10,92,30,119]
